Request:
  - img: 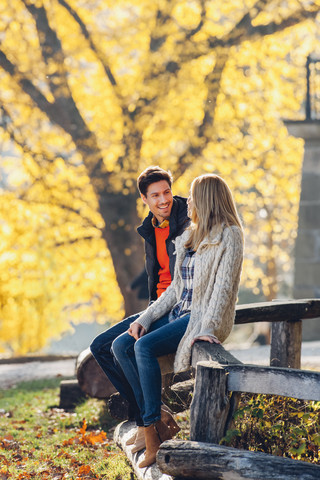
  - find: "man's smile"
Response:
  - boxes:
[141,180,174,223]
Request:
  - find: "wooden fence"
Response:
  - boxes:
[158,362,320,479]
[112,299,320,480]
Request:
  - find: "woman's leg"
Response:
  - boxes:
[111,314,173,423]
[135,314,190,426]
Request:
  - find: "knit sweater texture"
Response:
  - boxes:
[133,224,244,373]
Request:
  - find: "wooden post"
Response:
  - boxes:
[270,320,302,368]
[190,361,230,443]
[59,379,87,409]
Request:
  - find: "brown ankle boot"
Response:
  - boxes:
[131,426,146,453]
[126,427,138,446]
[161,405,180,435]
[139,420,172,468]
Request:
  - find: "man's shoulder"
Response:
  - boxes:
[170,196,189,236]
[172,195,187,206]
[137,210,154,238]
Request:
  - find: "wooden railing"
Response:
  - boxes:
[112,299,320,480]
[158,362,320,479]
[235,298,320,369]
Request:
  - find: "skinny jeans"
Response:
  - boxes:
[111,313,190,426]
[90,312,144,425]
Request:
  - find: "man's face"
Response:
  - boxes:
[141,180,173,223]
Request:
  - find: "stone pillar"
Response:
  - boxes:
[285,121,320,340]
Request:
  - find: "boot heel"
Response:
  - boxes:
[161,406,180,435]
[166,416,181,435]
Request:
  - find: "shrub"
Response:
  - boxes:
[222,393,320,464]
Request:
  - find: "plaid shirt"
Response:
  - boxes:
[169,249,195,321]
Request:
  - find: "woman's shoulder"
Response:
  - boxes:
[223,224,242,235]
[222,224,244,246]
[175,228,190,246]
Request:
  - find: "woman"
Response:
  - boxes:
[112,174,244,467]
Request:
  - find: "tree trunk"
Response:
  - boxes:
[2,2,148,318]
[98,190,148,317]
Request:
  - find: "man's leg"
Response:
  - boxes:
[90,312,143,424]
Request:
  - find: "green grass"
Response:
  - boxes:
[0,378,135,479]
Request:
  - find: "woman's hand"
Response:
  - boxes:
[128,323,146,340]
[191,335,221,346]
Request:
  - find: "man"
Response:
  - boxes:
[90,166,189,426]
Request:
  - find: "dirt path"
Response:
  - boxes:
[1,341,319,391]
[0,358,76,390]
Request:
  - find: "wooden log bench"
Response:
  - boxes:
[62,299,320,406]
[113,299,320,480]
[59,299,320,477]
[78,299,320,396]
[157,362,320,480]
[114,342,243,480]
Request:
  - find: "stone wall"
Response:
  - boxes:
[285,121,320,340]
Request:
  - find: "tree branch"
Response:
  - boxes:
[22,0,69,98]
[56,0,120,93]
[54,235,100,248]
[209,4,320,49]
[21,0,91,139]
[0,50,54,116]
[250,7,320,38]
[185,0,207,39]
[174,48,229,177]
[0,105,100,229]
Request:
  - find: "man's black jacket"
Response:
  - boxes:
[137,195,189,302]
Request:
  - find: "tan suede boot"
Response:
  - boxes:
[139,420,172,468]
[161,405,180,435]
[126,428,138,446]
[131,426,146,453]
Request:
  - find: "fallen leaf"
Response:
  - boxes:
[78,465,91,474]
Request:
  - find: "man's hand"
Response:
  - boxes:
[128,323,146,340]
[191,335,221,346]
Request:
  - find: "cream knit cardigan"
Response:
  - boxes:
[133,224,244,373]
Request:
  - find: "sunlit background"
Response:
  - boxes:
[0,0,319,355]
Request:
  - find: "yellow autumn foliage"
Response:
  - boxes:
[0,0,319,354]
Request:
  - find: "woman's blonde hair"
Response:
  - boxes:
[185,174,243,251]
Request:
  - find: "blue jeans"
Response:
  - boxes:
[111,313,190,426]
[90,312,144,425]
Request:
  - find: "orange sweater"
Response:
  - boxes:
[154,226,171,297]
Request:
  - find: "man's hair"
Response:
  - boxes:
[137,166,173,196]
